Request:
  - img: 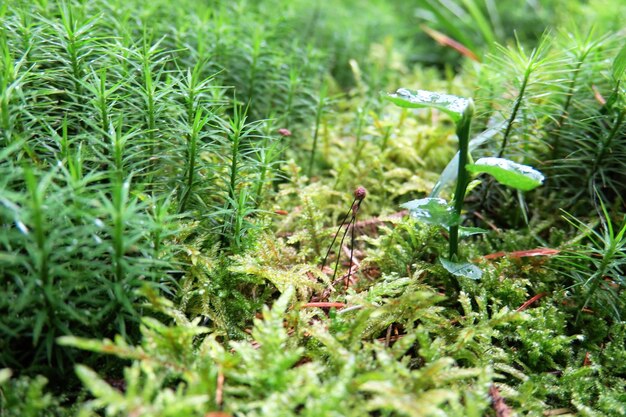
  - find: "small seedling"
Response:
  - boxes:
[384,88,545,279]
[321,186,367,286]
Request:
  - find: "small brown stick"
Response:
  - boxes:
[376,334,405,344]
[543,409,574,416]
[421,25,480,62]
[385,325,393,347]
[301,302,346,309]
[516,293,547,312]
[472,210,501,232]
[592,85,606,105]
[216,369,225,409]
[489,384,511,417]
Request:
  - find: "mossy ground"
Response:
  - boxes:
[1,0,625,416]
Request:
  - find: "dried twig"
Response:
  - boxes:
[489,385,511,417]
[301,302,346,309]
[216,369,225,408]
[516,293,547,312]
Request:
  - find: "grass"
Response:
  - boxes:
[1,0,626,416]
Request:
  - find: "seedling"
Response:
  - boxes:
[384,88,545,279]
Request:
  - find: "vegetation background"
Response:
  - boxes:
[1,0,625,415]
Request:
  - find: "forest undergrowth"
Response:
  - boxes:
[1,0,625,416]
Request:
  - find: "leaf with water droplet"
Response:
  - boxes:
[440,257,482,280]
[430,120,505,197]
[466,157,544,191]
[384,88,471,123]
[401,197,459,228]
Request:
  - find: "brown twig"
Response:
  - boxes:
[472,210,501,232]
[516,293,547,312]
[489,385,511,417]
[375,334,405,344]
[301,302,346,309]
[216,369,225,409]
[543,409,574,416]
[481,248,560,261]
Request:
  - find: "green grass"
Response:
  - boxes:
[1,0,626,415]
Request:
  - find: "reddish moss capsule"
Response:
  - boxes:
[354,186,367,200]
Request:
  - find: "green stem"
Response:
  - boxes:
[449,101,474,259]
[497,69,529,158]
[588,109,625,183]
[551,50,592,160]
[308,82,327,177]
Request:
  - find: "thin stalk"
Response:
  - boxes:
[588,109,625,184]
[477,58,532,211]
[323,190,365,282]
[253,137,269,208]
[321,197,357,270]
[87,68,109,139]
[0,39,14,142]
[112,180,126,283]
[284,67,298,125]
[228,124,242,203]
[449,102,473,259]
[348,209,357,283]
[332,215,354,284]
[354,104,368,163]
[308,82,327,177]
[24,168,49,288]
[60,5,83,99]
[179,108,207,213]
[497,65,530,158]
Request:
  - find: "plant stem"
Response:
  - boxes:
[449,100,474,259]
[588,109,625,186]
[321,197,357,270]
[497,67,530,158]
[308,82,327,177]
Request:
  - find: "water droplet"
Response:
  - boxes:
[16,220,29,234]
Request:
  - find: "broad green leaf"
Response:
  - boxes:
[440,258,482,280]
[401,197,459,228]
[466,157,544,191]
[384,88,470,123]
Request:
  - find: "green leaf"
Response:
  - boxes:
[384,88,470,123]
[33,311,46,345]
[613,42,626,81]
[401,198,459,228]
[440,258,482,280]
[459,226,488,237]
[466,157,544,191]
[75,365,125,401]
[430,120,504,197]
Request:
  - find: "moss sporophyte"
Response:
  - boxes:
[321,186,367,286]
